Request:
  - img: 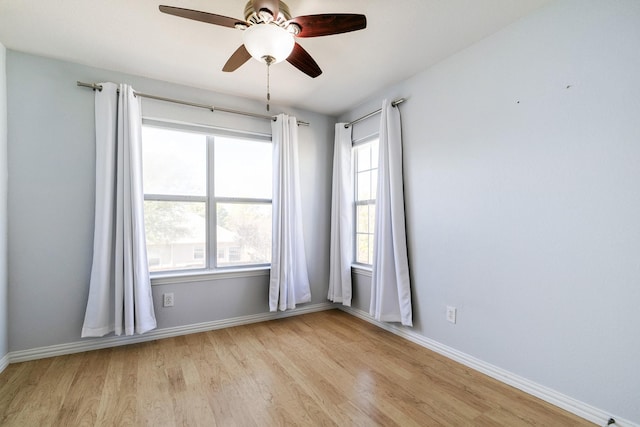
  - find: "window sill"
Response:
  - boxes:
[151,267,270,286]
[351,264,372,278]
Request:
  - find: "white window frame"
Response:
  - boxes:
[142,118,272,283]
[352,134,379,267]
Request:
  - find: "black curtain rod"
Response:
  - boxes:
[76,81,310,127]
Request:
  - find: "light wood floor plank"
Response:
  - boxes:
[0,310,593,426]
[95,345,138,426]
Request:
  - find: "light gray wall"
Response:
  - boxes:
[341,0,640,423]
[0,43,8,361]
[6,51,335,352]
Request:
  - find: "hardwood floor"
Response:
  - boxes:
[0,310,593,426]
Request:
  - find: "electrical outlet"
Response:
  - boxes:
[446,306,457,324]
[163,293,174,307]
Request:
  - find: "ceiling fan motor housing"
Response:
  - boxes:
[244,1,291,25]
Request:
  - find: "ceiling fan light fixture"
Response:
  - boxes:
[160,2,367,78]
[242,23,295,64]
[257,9,274,23]
[285,22,301,35]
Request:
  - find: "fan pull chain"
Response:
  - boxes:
[262,55,275,112]
[266,61,271,112]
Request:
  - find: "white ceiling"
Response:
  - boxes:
[0,0,552,116]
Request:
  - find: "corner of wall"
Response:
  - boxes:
[0,42,9,365]
[0,43,9,372]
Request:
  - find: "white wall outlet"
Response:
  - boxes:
[163,293,174,307]
[446,306,457,324]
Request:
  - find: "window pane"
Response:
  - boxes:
[355,144,371,172]
[142,127,207,196]
[355,203,376,265]
[370,170,378,200]
[215,137,272,199]
[357,170,372,201]
[356,234,370,264]
[356,204,369,233]
[368,204,376,233]
[371,139,379,168]
[144,200,206,272]
[216,203,271,267]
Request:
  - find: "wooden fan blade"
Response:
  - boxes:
[159,5,247,28]
[252,0,279,20]
[286,43,322,78]
[222,45,252,72]
[290,14,367,38]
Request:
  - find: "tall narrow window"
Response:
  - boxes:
[142,124,272,273]
[354,138,379,265]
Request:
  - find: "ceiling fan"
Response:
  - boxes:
[159,0,367,78]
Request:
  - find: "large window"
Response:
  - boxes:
[354,137,379,265]
[142,124,272,273]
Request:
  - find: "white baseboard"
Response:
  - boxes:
[0,353,9,373]
[339,306,636,427]
[7,302,334,364]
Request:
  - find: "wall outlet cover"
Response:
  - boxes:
[163,293,174,307]
[446,306,457,324]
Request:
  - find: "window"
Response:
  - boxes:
[142,124,272,273]
[228,247,242,262]
[193,247,204,260]
[354,137,379,265]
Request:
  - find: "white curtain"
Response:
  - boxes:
[370,100,413,326]
[269,114,311,311]
[327,123,353,305]
[81,83,157,337]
